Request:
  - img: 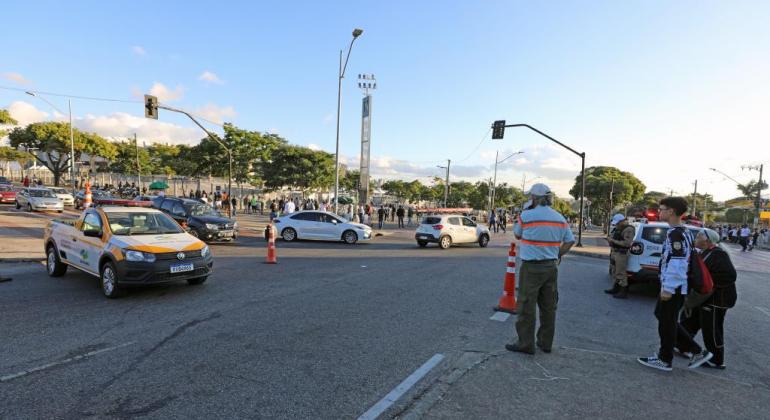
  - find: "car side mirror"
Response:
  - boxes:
[332,219,338,224]
[83,229,102,238]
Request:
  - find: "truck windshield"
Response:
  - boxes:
[187,203,220,217]
[106,212,184,235]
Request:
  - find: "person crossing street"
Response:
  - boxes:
[506,183,575,355]
[605,213,635,299]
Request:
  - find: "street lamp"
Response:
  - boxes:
[333,28,364,214]
[25,91,76,193]
[491,150,523,210]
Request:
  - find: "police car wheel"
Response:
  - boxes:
[478,234,489,248]
[439,235,452,249]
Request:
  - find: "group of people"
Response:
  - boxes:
[716,224,765,252]
[488,209,509,233]
[505,187,739,373]
[21,175,45,187]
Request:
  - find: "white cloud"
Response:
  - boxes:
[198,71,223,85]
[2,72,31,85]
[307,143,322,151]
[131,46,146,55]
[193,103,237,124]
[148,82,185,102]
[76,112,204,146]
[323,113,335,125]
[7,101,48,125]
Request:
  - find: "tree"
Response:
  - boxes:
[0,146,31,178]
[8,122,115,186]
[382,180,408,200]
[262,145,335,192]
[737,180,768,201]
[0,109,18,138]
[570,166,645,225]
[109,140,154,175]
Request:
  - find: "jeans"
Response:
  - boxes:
[378,218,384,229]
[398,216,404,228]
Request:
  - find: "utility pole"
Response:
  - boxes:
[743,163,764,227]
[437,160,450,207]
[607,177,615,233]
[692,179,698,216]
[490,150,523,211]
[134,133,141,189]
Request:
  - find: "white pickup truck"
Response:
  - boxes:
[44,206,213,298]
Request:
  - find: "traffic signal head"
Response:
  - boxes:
[492,120,506,139]
[144,94,158,119]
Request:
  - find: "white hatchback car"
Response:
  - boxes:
[274,210,373,244]
[15,188,64,212]
[48,187,75,206]
[415,214,490,249]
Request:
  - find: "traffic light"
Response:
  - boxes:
[492,120,506,139]
[144,94,158,119]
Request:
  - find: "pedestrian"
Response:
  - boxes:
[749,228,759,251]
[366,202,374,226]
[637,196,692,372]
[357,204,365,224]
[605,213,635,299]
[270,199,278,219]
[497,210,507,233]
[407,206,414,226]
[377,206,386,229]
[397,205,405,228]
[284,198,296,214]
[23,175,30,187]
[488,210,497,233]
[390,204,396,222]
[738,224,751,251]
[506,183,575,355]
[231,196,238,216]
[675,229,737,369]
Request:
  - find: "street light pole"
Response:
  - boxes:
[333,28,364,214]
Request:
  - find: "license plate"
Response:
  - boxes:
[170,263,194,273]
[419,235,430,239]
[220,230,234,237]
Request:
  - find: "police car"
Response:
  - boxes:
[619,221,716,283]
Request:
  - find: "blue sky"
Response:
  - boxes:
[2,0,769,200]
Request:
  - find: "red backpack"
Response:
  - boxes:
[688,252,714,294]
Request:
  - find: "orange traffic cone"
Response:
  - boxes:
[265,224,277,264]
[494,242,517,314]
[84,180,93,209]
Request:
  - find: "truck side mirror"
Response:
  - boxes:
[83,229,102,238]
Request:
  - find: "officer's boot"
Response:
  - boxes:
[613,286,629,299]
[604,283,620,295]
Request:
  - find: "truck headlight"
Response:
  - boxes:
[201,245,210,258]
[125,250,156,262]
[205,223,218,230]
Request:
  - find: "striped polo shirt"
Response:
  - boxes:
[513,205,575,261]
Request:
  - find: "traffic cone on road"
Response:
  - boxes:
[83,181,93,209]
[494,242,517,314]
[265,224,277,264]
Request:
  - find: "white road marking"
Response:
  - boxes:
[358,353,445,420]
[754,306,770,318]
[489,311,511,322]
[0,341,135,382]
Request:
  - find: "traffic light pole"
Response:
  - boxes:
[495,123,587,247]
[157,105,232,200]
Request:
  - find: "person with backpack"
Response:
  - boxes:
[675,229,736,369]
[638,197,694,372]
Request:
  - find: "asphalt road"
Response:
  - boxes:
[2,229,769,419]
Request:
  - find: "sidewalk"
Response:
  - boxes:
[568,229,610,260]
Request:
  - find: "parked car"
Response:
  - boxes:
[43,206,213,298]
[74,189,109,209]
[414,214,490,249]
[0,176,12,186]
[48,187,75,206]
[15,188,64,212]
[273,210,372,244]
[0,185,17,204]
[152,196,238,242]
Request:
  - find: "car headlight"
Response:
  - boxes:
[233,222,238,228]
[205,223,219,230]
[124,250,156,262]
[201,245,210,258]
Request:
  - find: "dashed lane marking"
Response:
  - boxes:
[754,306,770,318]
[358,353,445,420]
[489,311,511,322]
[0,341,135,382]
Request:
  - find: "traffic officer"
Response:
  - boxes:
[506,183,575,355]
[605,213,635,299]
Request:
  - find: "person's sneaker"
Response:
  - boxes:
[703,360,726,370]
[505,343,535,355]
[688,350,714,369]
[674,348,694,359]
[637,355,672,372]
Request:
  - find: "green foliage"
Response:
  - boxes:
[261,145,335,191]
[8,122,114,185]
[737,180,768,199]
[0,109,18,126]
[725,208,751,224]
[570,166,645,224]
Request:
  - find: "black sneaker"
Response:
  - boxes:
[688,350,714,369]
[637,355,672,372]
[505,343,535,355]
[702,360,726,370]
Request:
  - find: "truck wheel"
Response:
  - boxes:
[100,261,125,298]
[439,235,452,250]
[46,245,67,277]
[187,277,207,285]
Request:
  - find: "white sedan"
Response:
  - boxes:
[15,188,64,212]
[48,187,75,206]
[274,211,372,244]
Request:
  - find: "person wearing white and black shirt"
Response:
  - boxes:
[638,197,694,372]
[738,225,751,251]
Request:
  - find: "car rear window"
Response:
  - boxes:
[641,226,668,244]
[421,217,442,225]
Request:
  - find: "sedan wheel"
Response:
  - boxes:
[343,230,358,244]
[27,203,33,212]
[439,235,452,250]
[15,201,20,210]
[282,227,297,242]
